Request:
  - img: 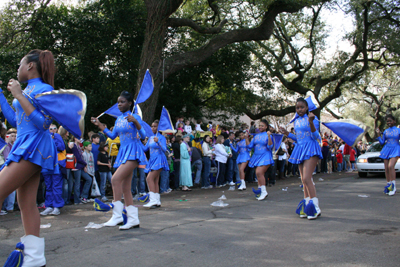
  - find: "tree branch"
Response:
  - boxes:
[168,18,228,34]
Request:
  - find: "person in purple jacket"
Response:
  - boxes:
[40,124,66,216]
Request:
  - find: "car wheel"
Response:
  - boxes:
[358,172,367,178]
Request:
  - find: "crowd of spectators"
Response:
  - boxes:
[0,118,372,216]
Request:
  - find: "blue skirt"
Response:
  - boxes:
[144,154,169,173]
[379,144,400,159]
[3,132,59,175]
[113,140,148,168]
[249,152,274,168]
[289,141,323,164]
[236,153,250,164]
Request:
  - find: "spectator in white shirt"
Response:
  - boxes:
[184,120,192,134]
[213,135,229,187]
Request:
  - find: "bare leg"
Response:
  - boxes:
[111,160,138,206]
[302,157,319,198]
[0,160,42,237]
[146,169,162,193]
[255,165,269,186]
[388,157,398,182]
[18,170,42,236]
[298,163,310,199]
[239,161,248,180]
[384,160,390,183]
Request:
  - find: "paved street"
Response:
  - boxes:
[1,172,399,267]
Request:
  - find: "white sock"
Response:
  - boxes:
[241,179,245,182]
[305,197,310,205]
[392,180,396,186]
[260,185,266,193]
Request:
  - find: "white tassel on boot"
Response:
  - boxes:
[104,200,124,226]
[119,205,140,230]
[238,180,246,190]
[257,185,268,201]
[307,197,321,220]
[143,192,158,208]
[21,235,46,267]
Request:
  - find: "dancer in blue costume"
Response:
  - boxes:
[91,91,147,230]
[230,131,250,190]
[280,97,323,220]
[0,50,58,266]
[143,120,169,208]
[247,119,273,200]
[376,114,400,196]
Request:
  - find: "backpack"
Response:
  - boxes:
[66,153,77,169]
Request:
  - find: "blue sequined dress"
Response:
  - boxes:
[248,132,274,167]
[288,114,323,164]
[103,111,147,168]
[0,78,58,174]
[143,135,169,173]
[377,126,400,159]
[230,139,250,164]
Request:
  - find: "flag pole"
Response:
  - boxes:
[96,113,105,119]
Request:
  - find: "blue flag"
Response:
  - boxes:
[272,134,284,153]
[33,89,87,139]
[158,107,175,132]
[322,119,368,146]
[136,70,154,105]
[141,121,154,138]
[104,103,121,118]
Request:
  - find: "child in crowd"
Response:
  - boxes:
[82,141,95,201]
[184,120,192,134]
[195,119,204,132]
[97,142,112,202]
[177,123,184,133]
[336,150,343,172]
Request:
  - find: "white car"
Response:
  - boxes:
[356,142,400,178]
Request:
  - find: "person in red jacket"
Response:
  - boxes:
[336,150,343,172]
[350,147,357,171]
[343,143,352,172]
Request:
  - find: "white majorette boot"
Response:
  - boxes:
[256,185,268,201]
[143,192,158,208]
[119,205,140,230]
[155,193,161,207]
[389,180,396,196]
[238,180,246,190]
[21,235,46,267]
[306,197,321,220]
[103,200,124,226]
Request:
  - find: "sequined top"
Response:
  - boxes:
[0,78,53,134]
[230,139,250,154]
[378,126,400,147]
[143,135,167,156]
[103,111,146,146]
[288,114,321,145]
[247,132,273,155]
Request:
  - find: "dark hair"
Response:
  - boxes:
[25,49,55,87]
[120,91,134,109]
[99,142,109,152]
[385,114,396,122]
[91,133,100,141]
[197,119,202,124]
[235,131,241,138]
[203,134,211,143]
[152,120,159,125]
[174,136,182,143]
[251,121,255,125]
[296,97,309,114]
[260,119,269,129]
[169,135,175,142]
